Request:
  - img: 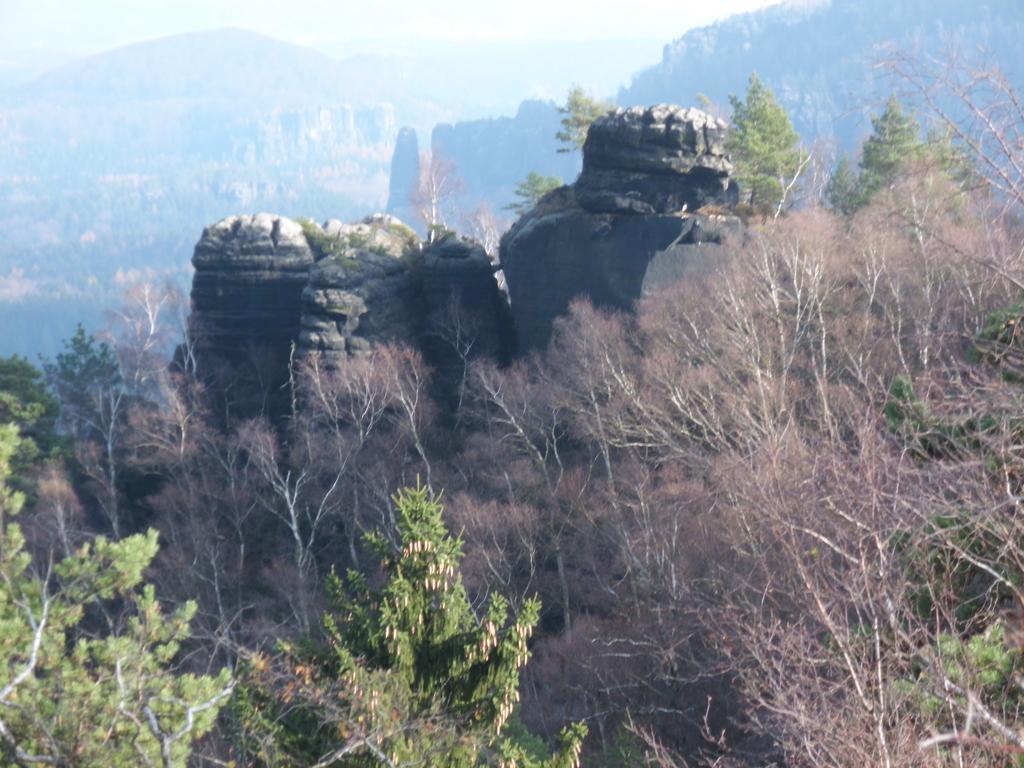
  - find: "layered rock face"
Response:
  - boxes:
[299,215,424,361]
[299,222,513,401]
[189,213,315,415]
[189,212,512,415]
[501,105,740,353]
[575,105,736,215]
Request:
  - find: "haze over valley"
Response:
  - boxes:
[2,1,1024,765]
[4,0,1021,356]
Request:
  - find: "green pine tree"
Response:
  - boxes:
[858,95,924,202]
[825,154,861,216]
[505,173,564,216]
[241,484,586,767]
[43,324,125,442]
[827,99,970,216]
[0,424,232,765]
[556,85,614,154]
[0,355,62,489]
[726,73,805,216]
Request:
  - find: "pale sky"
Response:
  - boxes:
[1,0,781,55]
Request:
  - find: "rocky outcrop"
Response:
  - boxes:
[187,106,741,410]
[189,212,513,415]
[299,221,514,403]
[298,215,423,361]
[501,105,741,353]
[189,213,315,416]
[575,105,736,215]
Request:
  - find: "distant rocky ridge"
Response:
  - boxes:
[188,104,740,412]
[385,128,422,232]
[620,0,1024,148]
[429,100,580,218]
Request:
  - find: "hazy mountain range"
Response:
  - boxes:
[0,29,661,357]
[621,0,1024,147]
[2,1,1023,357]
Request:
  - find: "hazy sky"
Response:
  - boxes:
[2,0,781,55]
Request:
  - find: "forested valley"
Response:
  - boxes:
[2,49,1024,768]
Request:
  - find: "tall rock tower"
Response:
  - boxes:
[500,105,741,353]
[188,213,315,419]
[385,127,422,234]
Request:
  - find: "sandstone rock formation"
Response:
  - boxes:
[188,212,512,416]
[298,215,424,362]
[420,233,515,398]
[188,105,740,411]
[189,213,315,416]
[299,222,514,403]
[501,105,740,353]
[575,105,736,215]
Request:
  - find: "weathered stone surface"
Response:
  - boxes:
[189,213,315,416]
[502,193,737,352]
[187,209,520,417]
[298,215,423,363]
[575,105,736,215]
[320,214,419,259]
[501,105,742,353]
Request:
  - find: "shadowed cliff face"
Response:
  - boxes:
[420,234,516,404]
[189,213,315,418]
[421,235,513,362]
[188,213,513,416]
[501,105,740,353]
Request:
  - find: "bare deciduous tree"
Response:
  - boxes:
[411,150,464,241]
